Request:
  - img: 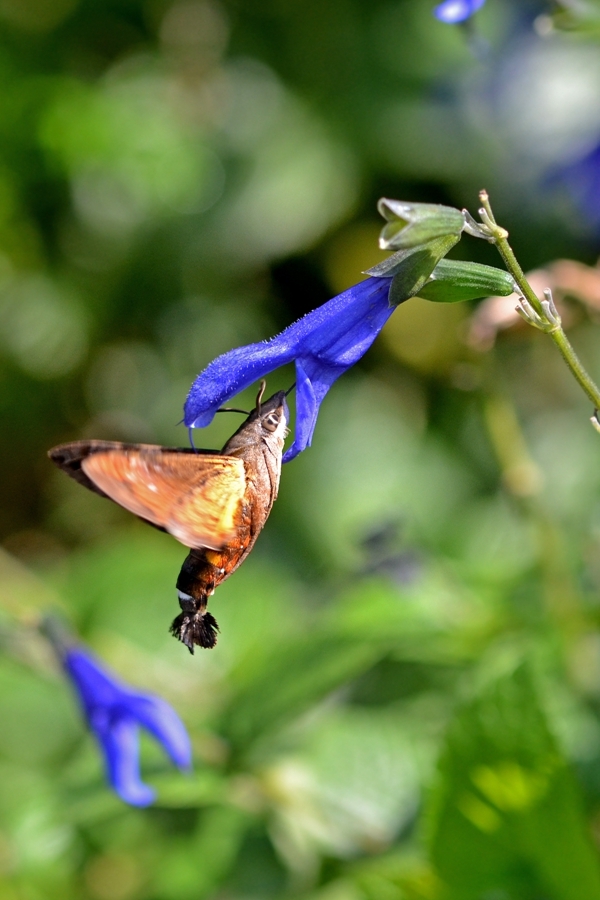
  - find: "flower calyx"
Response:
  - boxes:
[377,198,466,250]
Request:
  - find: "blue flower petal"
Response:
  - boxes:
[126,695,192,770]
[63,647,191,806]
[184,339,296,429]
[184,276,394,462]
[283,360,317,462]
[94,716,156,807]
[291,277,394,367]
[65,648,123,712]
[434,0,486,23]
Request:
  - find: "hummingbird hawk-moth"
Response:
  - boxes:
[48,387,289,653]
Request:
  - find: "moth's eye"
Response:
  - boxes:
[263,413,280,433]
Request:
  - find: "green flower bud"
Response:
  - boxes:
[377,198,466,250]
[417,259,517,303]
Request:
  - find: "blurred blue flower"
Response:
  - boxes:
[64,647,192,806]
[434,0,486,23]
[184,276,395,463]
[551,141,600,232]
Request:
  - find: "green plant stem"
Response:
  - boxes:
[479,190,600,411]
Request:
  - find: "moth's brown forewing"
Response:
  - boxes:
[48,390,288,653]
[80,449,246,550]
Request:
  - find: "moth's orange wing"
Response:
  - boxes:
[49,440,142,499]
[165,457,247,550]
[81,449,246,550]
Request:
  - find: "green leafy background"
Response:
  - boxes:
[3,0,600,898]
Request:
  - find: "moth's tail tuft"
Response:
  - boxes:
[170,610,219,653]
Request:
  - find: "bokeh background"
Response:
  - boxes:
[4,0,600,897]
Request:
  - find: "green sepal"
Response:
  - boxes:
[365,235,461,280]
[418,259,517,303]
[377,198,466,250]
[366,234,461,306]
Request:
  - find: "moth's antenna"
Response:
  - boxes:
[285,382,296,396]
[256,379,266,414]
[216,407,250,415]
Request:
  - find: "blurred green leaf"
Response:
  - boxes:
[39,74,214,229]
[154,805,251,900]
[351,851,443,900]
[549,0,600,35]
[153,770,228,809]
[427,666,600,899]
[219,634,390,755]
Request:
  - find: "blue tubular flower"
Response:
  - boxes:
[434,0,486,23]
[64,647,192,806]
[550,141,600,232]
[184,276,395,463]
